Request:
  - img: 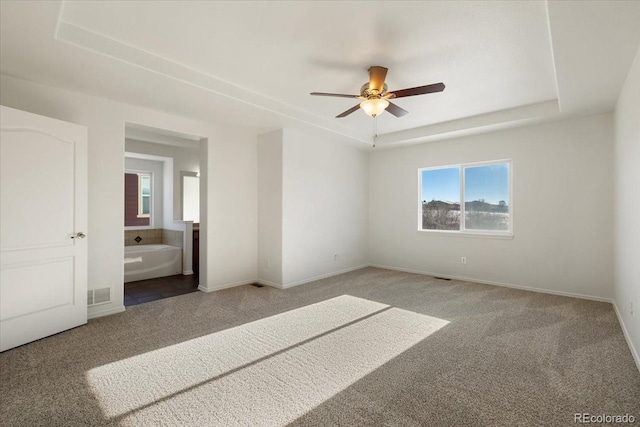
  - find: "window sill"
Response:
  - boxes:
[125,225,154,231]
[417,229,514,240]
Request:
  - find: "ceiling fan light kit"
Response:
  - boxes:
[360,97,389,117]
[310,66,445,119]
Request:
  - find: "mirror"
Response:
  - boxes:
[182,172,199,223]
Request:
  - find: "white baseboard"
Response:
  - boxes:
[197,279,257,293]
[280,264,370,289]
[201,265,370,293]
[612,302,640,373]
[88,305,125,320]
[182,270,194,276]
[368,264,613,303]
[256,278,283,289]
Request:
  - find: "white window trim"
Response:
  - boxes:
[125,169,153,230]
[417,159,513,238]
[137,173,151,218]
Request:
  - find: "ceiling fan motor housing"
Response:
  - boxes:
[361,82,388,98]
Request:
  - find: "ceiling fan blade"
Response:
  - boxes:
[385,101,409,117]
[388,82,445,98]
[311,92,360,98]
[368,66,388,93]
[336,104,361,118]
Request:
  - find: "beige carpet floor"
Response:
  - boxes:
[1,267,638,426]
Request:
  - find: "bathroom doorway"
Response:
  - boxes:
[122,123,205,306]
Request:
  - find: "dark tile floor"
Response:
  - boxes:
[124,274,199,306]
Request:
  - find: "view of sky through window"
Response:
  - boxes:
[464,163,509,205]
[421,164,509,205]
[421,167,460,203]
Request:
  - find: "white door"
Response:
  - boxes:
[0,105,88,352]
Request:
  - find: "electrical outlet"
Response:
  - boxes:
[630,302,634,317]
[461,256,467,265]
[334,253,339,261]
[265,259,270,269]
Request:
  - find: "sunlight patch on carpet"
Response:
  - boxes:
[86,295,448,426]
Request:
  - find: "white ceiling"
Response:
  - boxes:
[1,1,639,148]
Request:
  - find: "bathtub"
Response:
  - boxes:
[124,244,182,283]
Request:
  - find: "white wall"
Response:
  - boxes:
[202,125,258,291]
[613,43,640,367]
[124,157,164,228]
[0,74,258,316]
[281,128,369,286]
[370,114,614,300]
[257,128,369,288]
[125,138,200,221]
[257,130,283,286]
[161,157,175,230]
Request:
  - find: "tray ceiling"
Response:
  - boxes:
[1,1,639,147]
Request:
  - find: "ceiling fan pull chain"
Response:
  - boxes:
[373,116,377,148]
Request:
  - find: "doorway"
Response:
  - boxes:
[123,123,205,306]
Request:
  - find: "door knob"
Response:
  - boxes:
[71,232,86,239]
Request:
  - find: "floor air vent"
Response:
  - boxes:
[87,288,112,306]
[434,277,451,281]
[250,283,264,288]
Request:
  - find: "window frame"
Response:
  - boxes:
[418,159,513,238]
[137,173,151,219]
[124,169,153,230]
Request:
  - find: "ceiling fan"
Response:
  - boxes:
[311,66,445,118]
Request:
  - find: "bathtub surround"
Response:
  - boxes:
[125,229,162,246]
[162,229,184,248]
[124,229,183,248]
[124,227,192,277]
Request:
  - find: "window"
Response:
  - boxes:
[138,173,151,218]
[124,172,151,227]
[419,160,511,236]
